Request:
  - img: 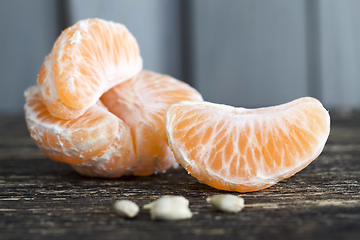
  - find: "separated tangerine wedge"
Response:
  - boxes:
[165,97,330,192]
[24,85,136,178]
[38,18,142,120]
[101,70,203,176]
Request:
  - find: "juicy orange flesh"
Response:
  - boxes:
[37,19,142,120]
[37,37,88,120]
[38,54,86,120]
[53,19,140,110]
[132,123,169,176]
[101,70,203,175]
[53,24,102,109]
[27,90,116,161]
[70,122,136,177]
[24,87,136,176]
[167,97,330,192]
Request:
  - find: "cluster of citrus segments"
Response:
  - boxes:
[25,18,331,192]
[25,18,203,178]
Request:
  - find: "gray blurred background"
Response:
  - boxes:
[1,0,360,115]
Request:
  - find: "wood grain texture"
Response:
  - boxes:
[0,112,360,240]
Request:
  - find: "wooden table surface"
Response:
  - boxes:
[0,111,360,240]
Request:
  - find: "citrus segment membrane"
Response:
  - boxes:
[101,70,203,176]
[165,97,330,192]
[24,86,136,178]
[38,18,142,120]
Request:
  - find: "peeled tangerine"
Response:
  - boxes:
[30,18,203,176]
[37,18,142,120]
[165,97,331,192]
[25,71,202,177]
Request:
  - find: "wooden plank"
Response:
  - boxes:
[191,0,308,108]
[0,114,359,239]
[0,0,59,114]
[319,0,360,108]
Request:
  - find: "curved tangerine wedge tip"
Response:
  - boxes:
[37,55,88,120]
[24,85,137,178]
[38,18,142,120]
[101,70,203,176]
[165,97,330,192]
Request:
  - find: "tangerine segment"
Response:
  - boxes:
[165,97,330,192]
[24,86,136,178]
[38,18,142,120]
[101,70,203,176]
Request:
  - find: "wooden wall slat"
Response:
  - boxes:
[191,0,308,108]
